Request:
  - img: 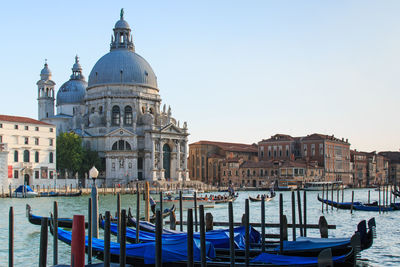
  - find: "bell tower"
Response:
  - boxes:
[37,60,55,120]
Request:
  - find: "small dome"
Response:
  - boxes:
[57,79,87,105]
[88,49,157,89]
[57,56,87,106]
[40,62,52,79]
[115,19,130,29]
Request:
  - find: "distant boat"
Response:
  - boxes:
[249,192,276,202]
[303,181,342,191]
[39,190,82,197]
[13,185,38,198]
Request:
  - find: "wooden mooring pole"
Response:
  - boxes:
[279,193,284,254]
[53,201,58,266]
[379,186,381,214]
[228,201,235,267]
[199,205,207,267]
[179,190,183,231]
[331,184,334,211]
[350,191,354,214]
[291,191,296,241]
[39,218,48,267]
[303,190,307,237]
[245,198,250,267]
[117,193,121,243]
[322,185,324,213]
[194,191,198,232]
[120,209,126,267]
[104,211,111,267]
[88,198,92,264]
[297,189,303,237]
[9,207,13,267]
[187,208,194,267]
[136,183,140,243]
[261,195,266,251]
[155,209,162,267]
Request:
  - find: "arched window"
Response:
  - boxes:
[118,140,124,150]
[112,140,131,151]
[271,170,274,176]
[14,151,18,162]
[99,106,103,114]
[247,169,250,177]
[23,150,30,163]
[124,106,133,125]
[49,152,54,163]
[112,106,120,125]
[125,142,131,150]
[35,151,39,163]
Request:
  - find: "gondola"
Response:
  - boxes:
[249,192,275,203]
[100,219,261,249]
[317,194,398,212]
[26,204,88,228]
[49,218,356,266]
[103,214,372,260]
[39,190,82,197]
[317,194,361,209]
[213,196,237,204]
[148,205,176,223]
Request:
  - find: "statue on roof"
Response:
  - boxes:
[120,8,124,19]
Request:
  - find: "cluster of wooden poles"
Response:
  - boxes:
[320,183,396,214]
[8,187,337,266]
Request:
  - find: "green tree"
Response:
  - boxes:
[56,132,83,177]
[79,148,103,177]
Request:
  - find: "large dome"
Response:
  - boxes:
[57,79,87,105]
[88,49,158,89]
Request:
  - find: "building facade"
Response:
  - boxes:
[258,133,351,184]
[38,10,189,185]
[351,150,388,187]
[0,115,56,188]
[379,151,400,185]
[188,141,258,185]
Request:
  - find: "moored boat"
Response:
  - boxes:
[13,185,38,198]
[303,182,342,191]
[317,194,398,212]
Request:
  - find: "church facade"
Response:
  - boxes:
[39,10,189,185]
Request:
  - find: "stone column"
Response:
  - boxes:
[177,142,181,171]
[183,140,188,170]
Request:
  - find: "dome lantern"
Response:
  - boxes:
[71,55,84,80]
[40,59,52,80]
[110,8,135,52]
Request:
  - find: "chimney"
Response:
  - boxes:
[346,139,348,143]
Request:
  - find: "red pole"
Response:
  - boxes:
[71,215,85,267]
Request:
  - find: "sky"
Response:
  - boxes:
[0,0,399,152]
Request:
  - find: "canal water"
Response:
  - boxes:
[0,189,398,266]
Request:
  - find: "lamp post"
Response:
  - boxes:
[89,166,99,238]
[89,166,99,187]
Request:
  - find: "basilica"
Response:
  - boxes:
[38,10,189,185]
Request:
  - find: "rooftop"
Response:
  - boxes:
[0,114,54,126]
[190,140,258,153]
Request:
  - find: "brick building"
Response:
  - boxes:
[258,133,351,184]
[378,151,400,185]
[219,159,323,188]
[188,141,258,185]
[351,150,389,187]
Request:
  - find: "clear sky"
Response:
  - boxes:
[0,1,399,152]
